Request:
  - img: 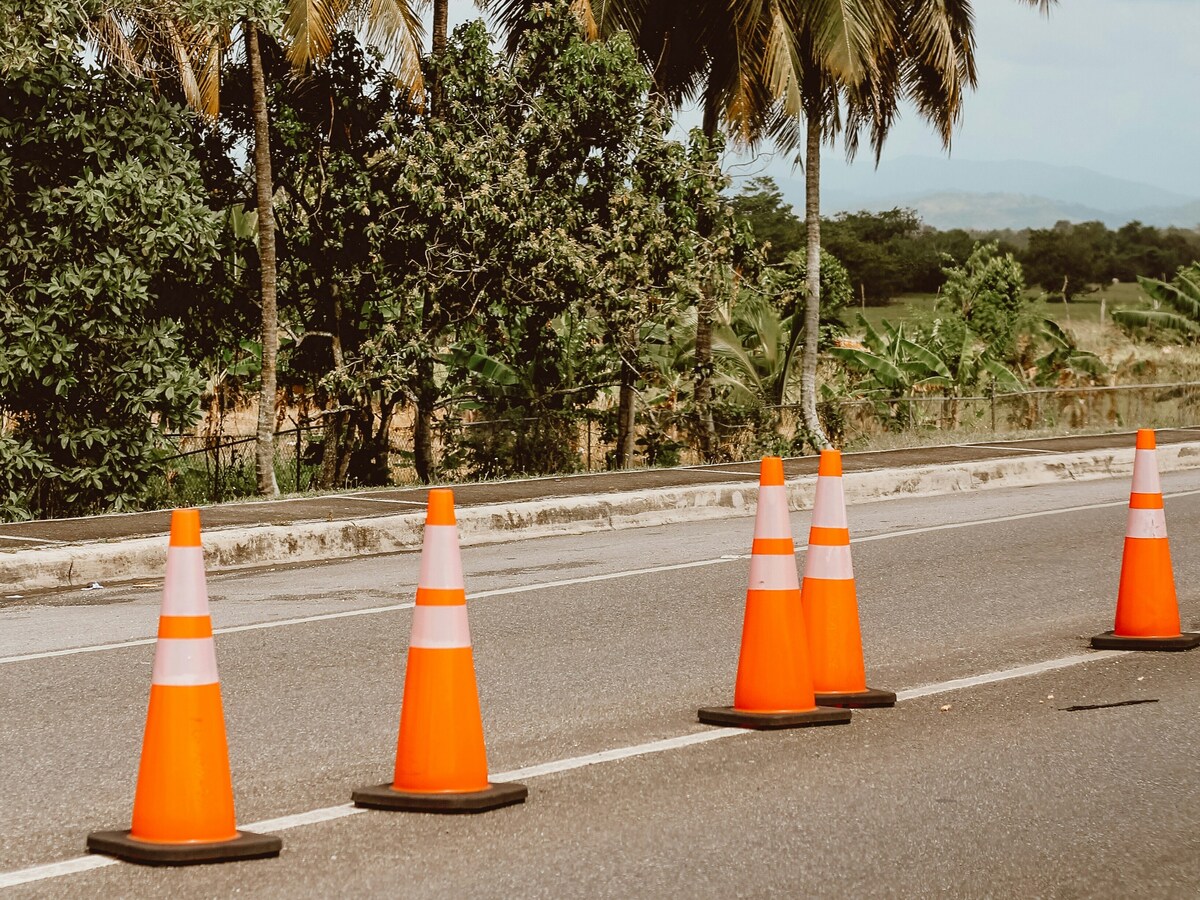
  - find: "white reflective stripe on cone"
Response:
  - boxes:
[1126,507,1168,539]
[418,525,465,589]
[151,638,219,686]
[753,485,793,539]
[803,544,855,580]
[409,605,472,649]
[811,477,848,528]
[1131,450,1162,494]
[159,547,210,617]
[747,552,801,591]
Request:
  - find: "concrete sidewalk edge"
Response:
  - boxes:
[3,441,1199,596]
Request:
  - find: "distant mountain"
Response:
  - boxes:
[759,156,1200,231]
[897,192,1111,231]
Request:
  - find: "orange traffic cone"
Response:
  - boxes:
[802,450,896,708]
[699,457,851,729]
[87,509,281,865]
[353,489,527,812]
[1092,429,1199,651]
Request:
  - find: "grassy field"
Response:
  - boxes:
[848,281,1153,332]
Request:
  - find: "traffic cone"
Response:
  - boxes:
[698,457,851,729]
[87,509,281,865]
[1092,429,1199,650]
[802,450,896,708]
[353,489,527,812]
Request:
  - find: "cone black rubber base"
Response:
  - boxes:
[815,686,897,709]
[86,829,281,866]
[352,781,527,813]
[1090,631,1200,652]
[697,705,851,730]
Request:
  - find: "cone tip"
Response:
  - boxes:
[168,508,202,547]
[818,448,843,477]
[759,456,785,486]
[426,488,456,525]
[1135,429,1156,450]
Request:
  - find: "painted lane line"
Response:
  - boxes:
[851,488,1200,547]
[0,855,117,889]
[489,728,745,782]
[0,559,736,666]
[5,488,1200,667]
[0,648,1133,891]
[895,651,1126,701]
[244,802,366,834]
[0,535,65,545]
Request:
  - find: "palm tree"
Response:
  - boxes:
[491,0,1056,454]
[785,0,1056,448]
[489,0,801,461]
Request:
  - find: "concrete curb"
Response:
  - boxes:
[3,441,1199,596]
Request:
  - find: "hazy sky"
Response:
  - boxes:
[449,1,1200,198]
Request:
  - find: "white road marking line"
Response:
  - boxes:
[895,651,1126,700]
[0,559,737,666]
[0,647,1134,891]
[244,803,366,833]
[0,534,64,544]
[489,728,745,782]
[6,488,1200,667]
[685,469,759,478]
[0,855,116,889]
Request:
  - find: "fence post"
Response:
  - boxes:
[989,382,997,432]
[296,426,302,493]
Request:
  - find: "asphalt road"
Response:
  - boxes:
[2,473,1199,897]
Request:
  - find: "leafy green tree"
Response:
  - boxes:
[730,176,806,264]
[0,53,219,518]
[939,242,1029,361]
[1023,220,1109,299]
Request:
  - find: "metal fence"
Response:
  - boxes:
[159,381,1200,505]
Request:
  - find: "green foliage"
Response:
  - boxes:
[1111,264,1200,342]
[0,53,216,518]
[939,242,1029,360]
[730,176,805,264]
[770,249,853,320]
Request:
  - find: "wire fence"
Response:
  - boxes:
[157,381,1200,505]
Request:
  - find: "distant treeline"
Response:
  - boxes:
[732,177,1200,302]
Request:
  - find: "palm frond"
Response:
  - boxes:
[361,0,427,101]
[1111,309,1200,338]
[285,0,352,71]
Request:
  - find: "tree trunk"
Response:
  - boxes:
[247,24,280,495]
[693,100,719,462]
[431,0,449,115]
[800,115,830,450]
[613,343,638,469]
[413,356,435,483]
[411,4,449,484]
[317,291,346,489]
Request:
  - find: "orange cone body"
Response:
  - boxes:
[801,450,895,708]
[1092,430,1199,651]
[353,489,526,812]
[87,509,281,865]
[698,458,851,730]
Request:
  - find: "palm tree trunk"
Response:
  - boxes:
[801,114,830,450]
[412,0,450,484]
[693,101,719,462]
[248,24,280,495]
[431,0,448,114]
